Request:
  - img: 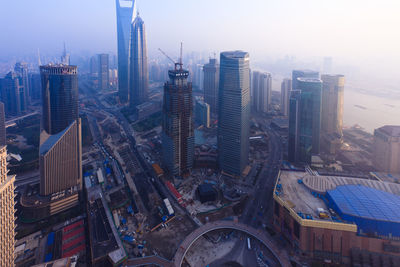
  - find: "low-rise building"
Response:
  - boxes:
[273,170,400,265]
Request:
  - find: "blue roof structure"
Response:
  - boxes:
[47,232,55,246]
[326,185,400,237]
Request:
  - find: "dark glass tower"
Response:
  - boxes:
[40,65,79,135]
[0,72,21,116]
[203,58,219,115]
[14,62,30,110]
[39,64,82,196]
[116,0,135,103]
[288,78,322,163]
[162,65,194,177]
[129,13,148,106]
[218,51,250,176]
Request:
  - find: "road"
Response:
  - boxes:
[241,120,283,229]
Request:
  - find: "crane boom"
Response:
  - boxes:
[158,48,176,65]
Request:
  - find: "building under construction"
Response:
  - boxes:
[161,59,194,177]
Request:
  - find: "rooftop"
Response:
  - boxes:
[221,50,249,59]
[376,125,400,137]
[296,77,322,83]
[276,170,400,222]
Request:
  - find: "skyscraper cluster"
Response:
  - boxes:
[116,0,148,106]
[287,69,345,164]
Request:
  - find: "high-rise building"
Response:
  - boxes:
[218,51,250,176]
[129,12,148,106]
[374,126,400,174]
[195,98,210,128]
[321,74,345,154]
[0,146,15,267]
[288,78,322,164]
[98,54,110,90]
[0,102,6,146]
[14,62,30,109]
[292,69,319,90]
[40,120,82,195]
[0,72,21,116]
[28,73,41,101]
[40,65,79,135]
[116,0,135,103]
[203,58,219,115]
[251,71,272,113]
[280,78,292,116]
[162,64,194,176]
[39,65,82,196]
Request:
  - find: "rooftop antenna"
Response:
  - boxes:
[179,42,183,70]
[37,48,42,66]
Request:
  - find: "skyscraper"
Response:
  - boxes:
[98,53,110,90]
[373,126,400,174]
[321,74,345,154]
[40,65,79,135]
[14,62,30,109]
[203,58,219,115]
[292,69,319,90]
[0,146,15,267]
[129,12,148,106]
[0,102,6,146]
[195,98,210,128]
[116,0,135,103]
[288,78,322,163]
[281,78,292,116]
[39,65,82,196]
[162,64,194,176]
[0,72,21,116]
[252,71,272,113]
[218,51,250,176]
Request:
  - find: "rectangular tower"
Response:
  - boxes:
[252,71,272,113]
[98,54,110,90]
[1,72,22,116]
[288,78,322,163]
[280,78,292,116]
[162,65,194,176]
[218,51,250,176]
[39,65,82,196]
[0,146,15,267]
[374,126,400,174]
[203,58,219,115]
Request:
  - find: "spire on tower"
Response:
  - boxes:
[37,48,42,67]
[131,0,137,22]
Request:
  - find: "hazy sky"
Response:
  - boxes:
[1,0,400,76]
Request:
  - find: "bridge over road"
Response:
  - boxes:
[125,220,290,266]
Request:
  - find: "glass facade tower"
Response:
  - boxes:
[40,65,79,135]
[218,51,250,176]
[116,0,135,103]
[288,78,322,163]
[129,13,148,106]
